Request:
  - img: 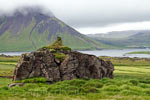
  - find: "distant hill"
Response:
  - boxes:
[87,30,145,39]
[0,7,109,52]
[126,32,150,47]
[87,30,150,48]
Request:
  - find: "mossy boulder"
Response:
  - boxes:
[13,37,114,83]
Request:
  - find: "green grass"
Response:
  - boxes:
[127,51,150,54]
[0,56,150,100]
[0,56,19,76]
[15,77,47,83]
[99,56,150,66]
[0,64,15,76]
[0,56,19,62]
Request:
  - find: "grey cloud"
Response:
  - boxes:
[0,0,150,29]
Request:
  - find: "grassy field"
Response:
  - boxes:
[0,56,19,76]
[127,51,150,54]
[0,56,150,100]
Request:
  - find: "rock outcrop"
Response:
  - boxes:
[13,37,114,82]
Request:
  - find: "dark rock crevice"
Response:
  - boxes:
[54,57,63,81]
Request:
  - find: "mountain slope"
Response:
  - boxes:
[126,32,150,47]
[0,7,108,52]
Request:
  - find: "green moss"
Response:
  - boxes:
[50,49,56,53]
[60,46,71,51]
[54,53,67,61]
[38,37,71,51]
[49,37,71,51]
[50,37,63,48]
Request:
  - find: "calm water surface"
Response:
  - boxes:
[1,49,150,58]
[79,49,150,58]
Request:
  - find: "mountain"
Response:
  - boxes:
[87,30,150,48]
[126,32,150,47]
[0,7,108,52]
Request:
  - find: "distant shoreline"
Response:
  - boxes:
[127,51,150,55]
[1,48,150,58]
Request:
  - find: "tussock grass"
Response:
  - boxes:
[15,77,47,83]
[0,56,150,99]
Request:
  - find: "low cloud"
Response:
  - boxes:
[78,21,150,34]
[0,0,150,34]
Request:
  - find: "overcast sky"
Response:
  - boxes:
[0,0,150,34]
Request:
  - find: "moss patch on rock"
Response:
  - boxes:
[38,37,71,51]
[54,53,67,61]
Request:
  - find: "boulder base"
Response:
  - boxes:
[13,50,114,82]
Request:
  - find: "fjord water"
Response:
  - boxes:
[79,49,150,58]
[1,49,150,58]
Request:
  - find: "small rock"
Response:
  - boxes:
[8,83,24,88]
